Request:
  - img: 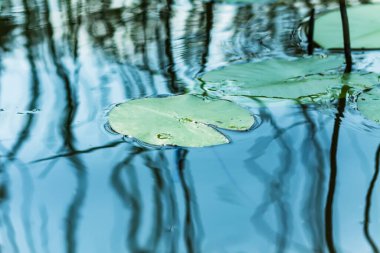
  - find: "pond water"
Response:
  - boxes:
[1,0,380,252]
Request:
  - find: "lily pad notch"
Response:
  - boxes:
[108,95,255,148]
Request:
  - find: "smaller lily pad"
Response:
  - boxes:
[358,87,380,123]
[201,56,379,100]
[108,95,254,147]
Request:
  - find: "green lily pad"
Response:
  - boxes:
[200,56,379,99]
[222,0,274,3]
[358,87,380,123]
[220,0,290,3]
[108,95,254,147]
[314,4,380,49]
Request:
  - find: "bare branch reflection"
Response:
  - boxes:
[363,145,380,253]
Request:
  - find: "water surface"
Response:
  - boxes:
[1,0,380,252]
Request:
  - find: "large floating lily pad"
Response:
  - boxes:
[201,56,379,99]
[314,4,380,49]
[358,87,380,123]
[108,95,254,147]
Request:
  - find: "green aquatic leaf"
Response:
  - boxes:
[358,87,380,123]
[200,56,379,99]
[108,95,254,147]
[220,0,290,3]
[314,4,380,49]
[201,56,342,99]
[222,0,274,3]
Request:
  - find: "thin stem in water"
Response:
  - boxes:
[307,8,315,55]
[325,85,349,253]
[339,0,352,73]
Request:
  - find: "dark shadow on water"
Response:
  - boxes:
[143,152,180,253]
[363,144,380,253]
[110,148,204,252]
[0,147,20,253]
[198,1,213,75]
[250,131,291,251]
[162,0,182,94]
[42,0,88,252]
[245,96,354,252]
[299,103,328,252]
[32,140,124,164]
[0,15,16,53]
[110,147,146,252]
[176,149,204,253]
[39,206,49,253]
[245,99,306,252]
[0,0,43,251]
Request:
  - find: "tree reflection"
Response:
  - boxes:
[176,149,204,253]
[299,103,327,252]
[245,100,297,253]
[110,148,203,252]
[363,145,380,253]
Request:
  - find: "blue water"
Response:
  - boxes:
[1,0,380,252]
